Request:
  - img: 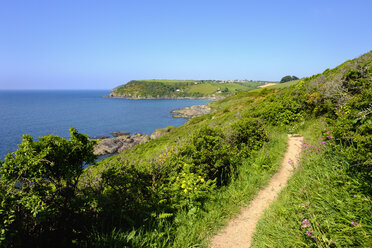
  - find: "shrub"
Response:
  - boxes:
[0,128,96,247]
[227,118,268,155]
[171,126,236,186]
[97,164,154,230]
[250,88,305,126]
[280,75,298,83]
[161,163,216,213]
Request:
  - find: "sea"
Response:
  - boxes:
[0,90,210,160]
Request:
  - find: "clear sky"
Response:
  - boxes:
[0,0,371,89]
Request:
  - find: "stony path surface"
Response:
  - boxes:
[210,134,303,248]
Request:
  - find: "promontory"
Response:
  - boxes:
[107,79,267,99]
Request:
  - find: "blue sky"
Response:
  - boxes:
[0,0,371,89]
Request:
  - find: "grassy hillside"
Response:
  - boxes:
[82,51,371,247]
[1,51,370,247]
[253,118,372,248]
[110,80,264,98]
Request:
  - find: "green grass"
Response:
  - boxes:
[185,83,220,94]
[185,82,254,95]
[169,128,288,247]
[83,77,303,191]
[208,79,299,111]
[85,84,269,178]
[245,80,300,95]
[86,51,371,247]
[269,80,300,89]
[87,128,289,248]
[2,51,371,248]
[147,80,197,85]
[252,119,372,248]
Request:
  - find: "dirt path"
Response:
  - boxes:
[258,83,277,88]
[210,134,303,248]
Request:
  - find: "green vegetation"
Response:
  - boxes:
[110,80,263,98]
[252,119,372,248]
[280,75,299,83]
[0,128,96,247]
[252,52,372,247]
[1,51,371,247]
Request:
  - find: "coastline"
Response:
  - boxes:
[105,95,223,100]
[0,91,212,160]
[94,101,214,157]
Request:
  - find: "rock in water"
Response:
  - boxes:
[111,131,130,137]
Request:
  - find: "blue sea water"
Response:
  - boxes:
[0,90,209,160]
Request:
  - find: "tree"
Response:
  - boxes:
[280,75,299,83]
[0,128,96,247]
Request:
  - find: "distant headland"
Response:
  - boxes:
[107,79,275,99]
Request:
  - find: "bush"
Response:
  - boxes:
[280,75,298,83]
[173,126,236,186]
[250,87,306,126]
[161,163,216,213]
[0,128,96,247]
[97,164,154,230]
[227,118,268,155]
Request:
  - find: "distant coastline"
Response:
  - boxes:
[105,94,223,100]
[108,79,264,100]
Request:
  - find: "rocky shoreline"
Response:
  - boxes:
[93,126,176,156]
[93,133,149,156]
[171,104,212,119]
[94,102,213,156]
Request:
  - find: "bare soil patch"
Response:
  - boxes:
[258,83,277,88]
